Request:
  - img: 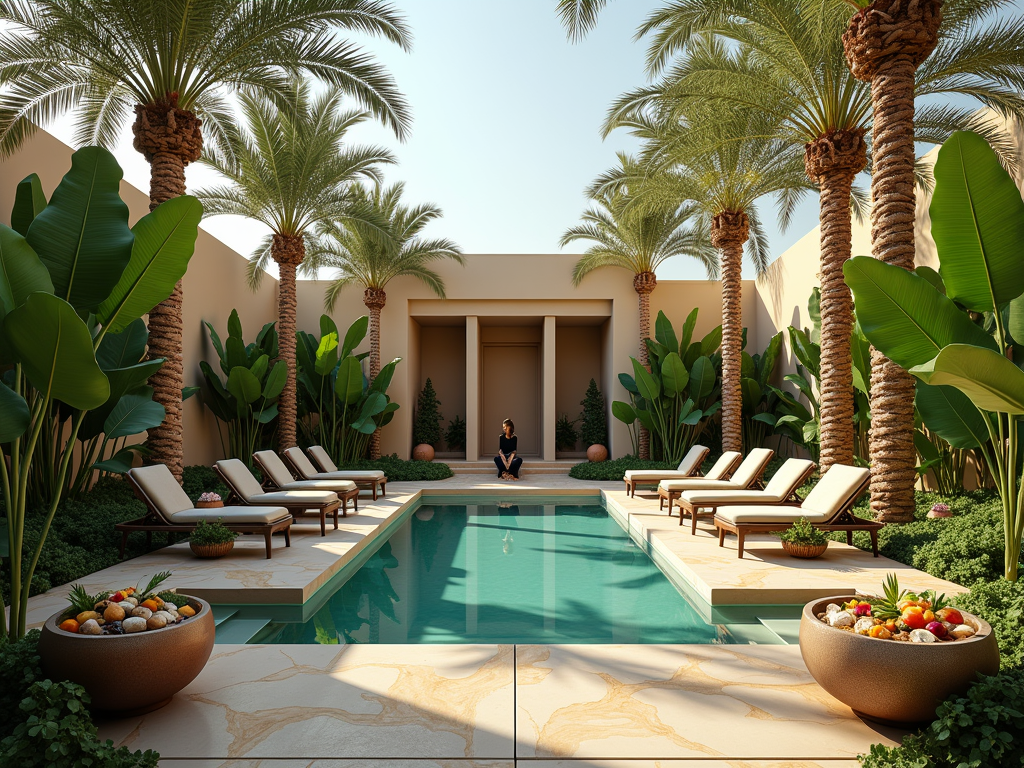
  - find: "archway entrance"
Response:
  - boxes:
[481,340,541,458]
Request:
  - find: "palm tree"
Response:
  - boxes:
[0,0,412,480]
[608,0,1024,479]
[841,0,1024,521]
[561,156,716,459]
[307,182,464,458]
[596,108,814,453]
[196,80,395,451]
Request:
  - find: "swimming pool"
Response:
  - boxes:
[228,496,798,645]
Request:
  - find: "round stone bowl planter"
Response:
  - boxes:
[782,540,828,559]
[587,444,608,463]
[800,595,1000,725]
[413,443,435,462]
[190,540,234,558]
[39,596,215,717]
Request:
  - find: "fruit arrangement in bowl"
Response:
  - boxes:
[816,574,977,643]
[56,571,199,636]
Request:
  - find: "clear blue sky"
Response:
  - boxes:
[45,0,821,281]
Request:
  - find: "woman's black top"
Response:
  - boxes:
[499,434,517,455]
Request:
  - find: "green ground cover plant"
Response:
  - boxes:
[0,631,157,766]
[189,520,237,546]
[337,454,453,482]
[569,455,674,481]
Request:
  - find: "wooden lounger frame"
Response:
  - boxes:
[290,447,388,501]
[658,456,772,517]
[713,473,880,559]
[675,461,817,535]
[120,472,293,559]
[252,452,360,516]
[623,446,712,498]
[214,464,342,537]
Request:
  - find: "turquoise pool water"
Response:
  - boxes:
[269,497,727,644]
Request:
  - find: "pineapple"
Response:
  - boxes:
[64,584,110,620]
[869,573,907,621]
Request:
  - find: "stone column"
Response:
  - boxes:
[466,316,480,460]
[543,316,556,461]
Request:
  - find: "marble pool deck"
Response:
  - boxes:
[21,474,966,631]
[98,642,901,765]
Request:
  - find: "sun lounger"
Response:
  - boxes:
[215,459,342,537]
[253,450,359,514]
[121,464,292,559]
[284,446,387,500]
[623,444,714,497]
[658,448,775,516]
[713,464,877,558]
[674,458,816,534]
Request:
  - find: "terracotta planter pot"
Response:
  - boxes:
[196,500,223,509]
[190,540,235,558]
[412,444,435,462]
[587,444,608,463]
[800,595,1000,725]
[39,596,215,717]
[782,540,828,559]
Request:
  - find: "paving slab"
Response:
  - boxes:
[515,644,903,761]
[99,644,515,761]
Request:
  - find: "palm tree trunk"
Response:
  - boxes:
[132,95,203,482]
[806,130,867,472]
[274,234,305,451]
[711,212,749,454]
[844,0,942,522]
[634,271,657,460]
[364,287,387,460]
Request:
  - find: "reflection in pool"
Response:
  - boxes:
[273,499,725,644]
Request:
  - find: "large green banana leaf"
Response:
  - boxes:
[0,380,29,441]
[96,319,148,370]
[103,391,166,439]
[911,344,1024,414]
[661,352,688,397]
[915,381,989,449]
[930,131,1024,313]
[335,356,363,405]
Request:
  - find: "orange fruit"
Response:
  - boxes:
[59,619,80,633]
[141,599,160,612]
[178,605,196,618]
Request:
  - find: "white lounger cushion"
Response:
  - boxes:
[727,448,774,487]
[624,448,733,483]
[679,459,814,505]
[129,464,194,517]
[627,469,693,482]
[170,506,291,525]
[307,445,385,480]
[253,450,357,492]
[283,447,325,480]
[217,459,338,504]
[676,444,708,475]
[660,478,742,492]
[716,505,829,524]
[703,451,742,480]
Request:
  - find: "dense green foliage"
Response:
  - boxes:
[569,455,673,481]
[413,378,443,446]
[0,633,157,765]
[953,580,1024,673]
[444,415,466,452]
[189,520,237,546]
[555,413,580,452]
[579,378,607,448]
[338,454,453,482]
[779,518,827,546]
[860,671,1024,768]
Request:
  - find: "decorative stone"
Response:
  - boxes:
[146,615,168,630]
[825,603,841,614]
[949,624,977,640]
[122,616,147,634]
[124,597,139,607]
[103,604,125,622]
[854,617,875,634]
[587,444,608,463]
[412,444,435,462]
[909,628,937,643]
[827,610,855,628]
[131,606,153,620]
[154,611,176,623]
[79,619,102,635]
[118,601,135,614]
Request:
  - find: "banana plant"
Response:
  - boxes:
[0,147,201,638]
[613,308,722,463]
[200,310,286,468]
[739,330,784,454]
[845,131,1024,580]
[296,314,400,463]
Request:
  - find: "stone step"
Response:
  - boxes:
[446,460,579,476]
[214,617,271,644]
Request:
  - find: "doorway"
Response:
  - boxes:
[481,343,541,457]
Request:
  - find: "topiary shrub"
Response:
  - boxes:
[413,378,443,446]
[859,670,1024,768]
[953,579,1024,672]
[579,378,607,448]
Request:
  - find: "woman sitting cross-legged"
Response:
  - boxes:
[494,418,523,480]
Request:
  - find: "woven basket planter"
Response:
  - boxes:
[190,540,234,559]
[196,500,224,509]
[781,540,828,559]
